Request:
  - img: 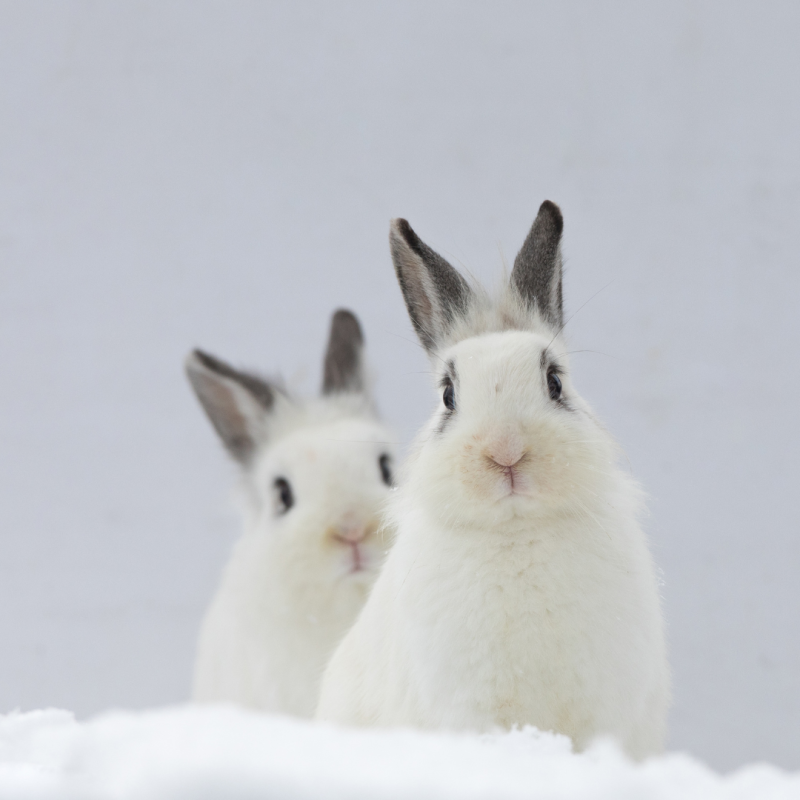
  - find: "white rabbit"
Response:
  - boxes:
[317,203,670,758]
[187,310,397,717]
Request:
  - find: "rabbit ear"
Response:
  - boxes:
[322,309,365,395]
[185,349,278,465]
[511,200,564,329]
[390,218,473,353]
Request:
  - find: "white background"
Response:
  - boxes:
[0,1,798,771]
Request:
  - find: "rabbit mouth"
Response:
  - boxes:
[331,521,379,575]
[349,543,365,573]
[340,541,372,575]
[484,456,532,498]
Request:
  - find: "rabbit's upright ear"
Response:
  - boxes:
[185,349,279,465]
[390,219,473,353]
[322,309,365,395]
[511,200,564,330]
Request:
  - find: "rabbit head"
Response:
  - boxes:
[391,202,617,531]
[186,310,396,587]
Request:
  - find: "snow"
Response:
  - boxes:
[0,706,797,800]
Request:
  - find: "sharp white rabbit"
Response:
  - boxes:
[316,203,670,758]
[187,310,396,717]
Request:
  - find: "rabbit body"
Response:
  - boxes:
[194,410,394,716]
[188,312,396,716]
[317,208,669,757]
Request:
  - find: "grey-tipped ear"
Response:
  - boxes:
[185,349,277,465]
[511,200,564,329]
[390,218,473,353]
[322,309,365,395]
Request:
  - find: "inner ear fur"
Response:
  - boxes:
[322,309,365,395]
[389,218,473,353]
[185,349,276,465]
[511,200,564,329]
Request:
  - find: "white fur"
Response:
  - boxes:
[317,303,670,757]
[193,393,397,717]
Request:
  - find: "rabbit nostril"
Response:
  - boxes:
[489,454,524,469]
[485,433,525,469]
[487,449,525,469]
[331,515,380,546]
[334,527,367,545]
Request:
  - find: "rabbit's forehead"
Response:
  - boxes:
[442,330,558,382]
[256,418,392,476]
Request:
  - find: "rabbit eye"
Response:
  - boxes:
[442,378,456,411]
[273,477,294,514]
[547,370,563,401]
[379,453,393,487]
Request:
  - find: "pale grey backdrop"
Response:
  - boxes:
[0,1,798,771]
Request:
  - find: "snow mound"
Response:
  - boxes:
[0,705,797,799]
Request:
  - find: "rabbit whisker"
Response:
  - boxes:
[387,331,449,370]
[544,280,616,357]
[563,349,618,359]
[320,439,402,445]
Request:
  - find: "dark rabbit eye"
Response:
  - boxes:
[547,370,563,401]
[442,379,456,411]
[379,453,393,487]
[273,477,294,514]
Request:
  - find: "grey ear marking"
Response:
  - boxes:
[389,218,473,353]
[185,349,276,465]
[511,200,564,329]
[322,309,365,395]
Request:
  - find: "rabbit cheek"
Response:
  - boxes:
[525,423,600,508]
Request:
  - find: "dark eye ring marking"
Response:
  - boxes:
[274,477,294,514]
[379,453,393,487]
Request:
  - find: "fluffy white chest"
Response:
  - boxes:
[323,505,668,756]
[194,534,371,717]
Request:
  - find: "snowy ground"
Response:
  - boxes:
[0,706,797,800]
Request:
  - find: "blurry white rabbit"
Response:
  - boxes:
[187,309,396,717]
[317,204,670,758]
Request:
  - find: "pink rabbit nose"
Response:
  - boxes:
[486,435,525,468]
[334,518,369,544]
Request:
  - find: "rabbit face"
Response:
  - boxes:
[410,330,613,530]
[249,415,395,583]
[186,308,396,593]
[387,202,620,532]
